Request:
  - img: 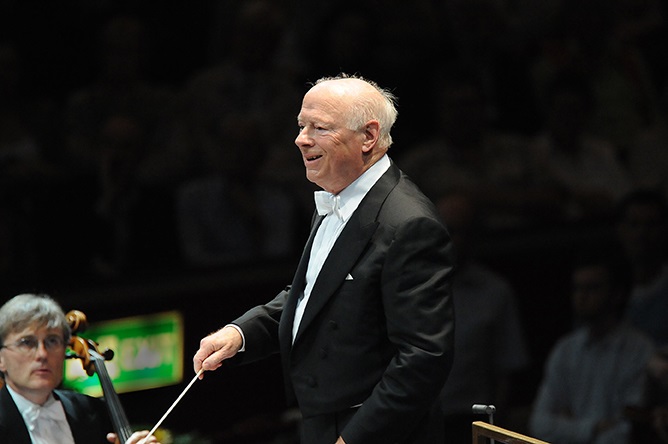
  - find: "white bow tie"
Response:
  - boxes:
[24,398,68,431]
[314,191,342,218]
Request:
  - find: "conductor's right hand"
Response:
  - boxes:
[193,325,243,378]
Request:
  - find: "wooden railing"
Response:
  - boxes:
[472,421,550,444]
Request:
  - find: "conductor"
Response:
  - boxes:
[193,74,455,444]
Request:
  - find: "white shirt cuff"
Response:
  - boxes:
[225,323,246,352]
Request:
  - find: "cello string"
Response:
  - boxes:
[89,349,132,441]
[141,368,205,444]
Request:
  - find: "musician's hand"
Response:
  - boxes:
[107,430,161,444]
[193,325,243,378]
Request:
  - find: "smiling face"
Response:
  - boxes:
[0,324,66,405]
[295,79,383,194]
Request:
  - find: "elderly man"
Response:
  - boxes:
[194,74,455,444]
[0,293,159,444]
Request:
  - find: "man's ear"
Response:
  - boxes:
[361,120,380,153]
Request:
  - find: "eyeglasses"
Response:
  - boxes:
[0,335,66,355]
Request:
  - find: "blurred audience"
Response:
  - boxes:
[436,191,529,443]
[627,105,668,198]
[529,0,661,150]
[616,189,668,347]
[629,348,668,443]
[527,72,633,223]
[528,248,654,443]
[438,0,544,133]
[174,114,298,267]
[0,40,69,285]
[64,15,178,180]
[0,41,54,183]
[90,115,153,277]
[62,15,186,277]
[399,74,545,232]
[174,0,305,267]
[183,0,304,190]
[3,0,664,281]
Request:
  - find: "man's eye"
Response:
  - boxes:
[45,336,64,348]
[19,337,38,349]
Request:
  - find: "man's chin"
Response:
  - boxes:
[29,376,61,391]
[306,174,325,190]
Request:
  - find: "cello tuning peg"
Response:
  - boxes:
[102,348,115,361]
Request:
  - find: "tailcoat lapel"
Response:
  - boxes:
[291,163,401,344]
[0,385,32,444]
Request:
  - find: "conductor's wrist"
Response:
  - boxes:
[224,324,246,352]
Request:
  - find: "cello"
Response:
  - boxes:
[66,310,133,443]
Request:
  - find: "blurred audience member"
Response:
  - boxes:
[627,106,668,198]
[0,40,67,284]
[175,114,297,267]
[399,74,546,231]
[629,348,668,443]
[0,41,52,183]
[616,189,668,347]
[64,15,177,180]
[184,0,304,192]
[90,115,149,277]
[175,0,307,267]
[646,349,668,443]
[436,191,529,443]
[529,248,654,443]
[527,72,632,223]
[438,0,543,133]
[63,15,185,277]
[530,0,660,150]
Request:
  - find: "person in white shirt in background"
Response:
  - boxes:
[529,249,654,443]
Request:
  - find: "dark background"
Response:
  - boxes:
[1,1,667,442]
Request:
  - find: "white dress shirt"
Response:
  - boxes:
[292,154,391,341]
[528,324,654,443]
[6,385,76,444]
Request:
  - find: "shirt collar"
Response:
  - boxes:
[6,384,57,424]
[335,154,391,222]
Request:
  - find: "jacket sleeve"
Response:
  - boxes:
[228,287,290,365]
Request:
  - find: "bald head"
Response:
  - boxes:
[310,75,398,149]
[312,77,378,97]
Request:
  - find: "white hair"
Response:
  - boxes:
[314,74,398,149]
[0,294,70,346]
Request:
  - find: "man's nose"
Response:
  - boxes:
[295,128,313,147]
[34,341,49,358]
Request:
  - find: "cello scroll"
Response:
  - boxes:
[66,309,133,442]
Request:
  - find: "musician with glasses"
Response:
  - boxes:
[0,293,160,444]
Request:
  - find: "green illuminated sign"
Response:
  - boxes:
[63,311,184,396]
